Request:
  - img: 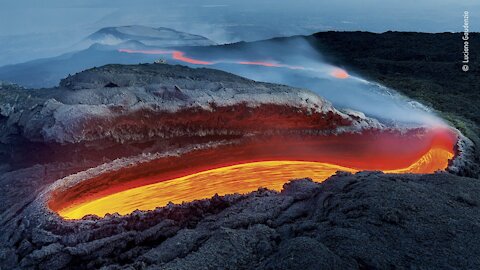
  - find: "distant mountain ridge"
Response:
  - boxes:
[0,25,217,88]
[81,25,216,48]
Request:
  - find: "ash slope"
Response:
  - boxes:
[1,171,480,270]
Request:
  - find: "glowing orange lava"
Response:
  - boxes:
[118,48,353,75]
[57,147,453,219]
[49,127,457,220]
[118,49,305,70]
[331,68,349,79]
[171,51,214,65]
[118,49,214,65]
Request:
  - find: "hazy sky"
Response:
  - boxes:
[0,0,478,65]
[1,0,477,35]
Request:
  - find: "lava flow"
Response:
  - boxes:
[49,127,457,220]
[331,68,349,79]
[118,49,336,75]
[118,48,214,65]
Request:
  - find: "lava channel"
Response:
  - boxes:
[49,127,457,220]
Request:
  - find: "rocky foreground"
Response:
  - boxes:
[1,170,479,269]
[0,63,479,269]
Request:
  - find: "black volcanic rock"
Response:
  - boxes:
[1,171,480,269]
[0,80,24,90]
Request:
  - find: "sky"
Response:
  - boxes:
[0,0,478,65]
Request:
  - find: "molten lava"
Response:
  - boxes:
[57,148,452,219]
[171,51,214,65]
[118,49,323,72]
[49,127,457,220]
[331,68,349,79]
[118,48,214,65]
